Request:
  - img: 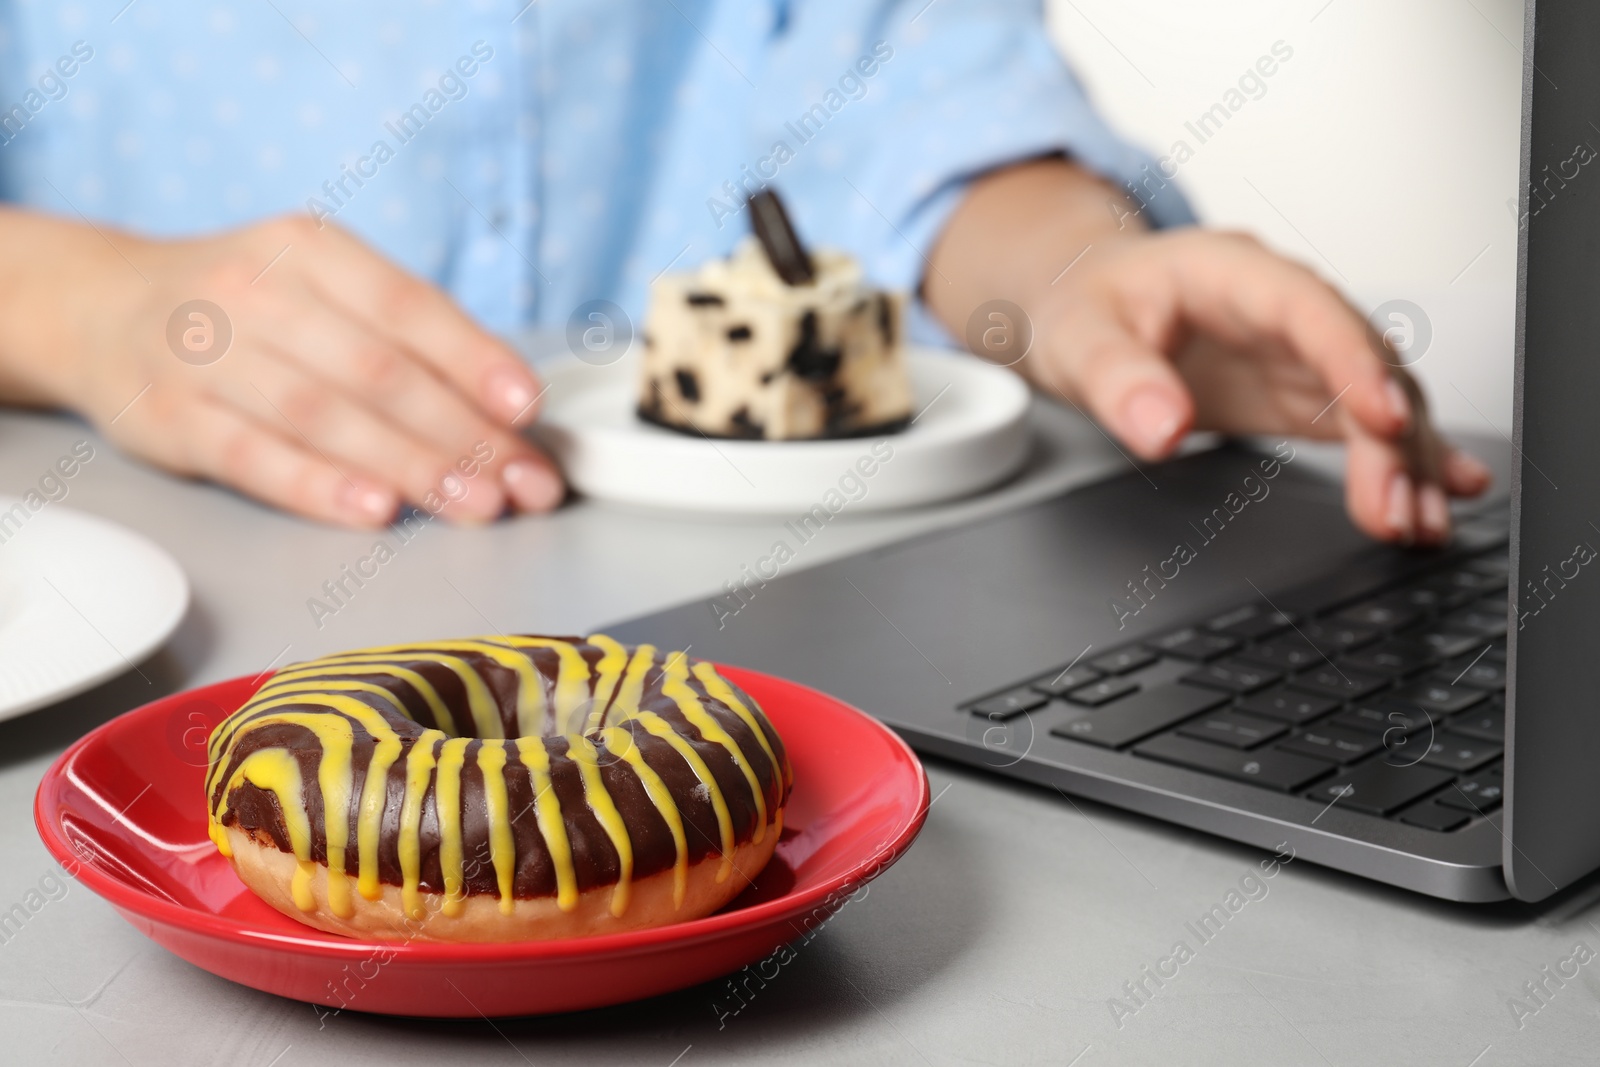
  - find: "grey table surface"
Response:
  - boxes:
[0,351,1595,1067]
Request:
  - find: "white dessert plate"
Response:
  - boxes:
[0,499,188,721]
[534,346,1032,514]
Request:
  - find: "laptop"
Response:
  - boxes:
[608,0,1595,903]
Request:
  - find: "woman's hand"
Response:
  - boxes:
[1031,228,1489,545]
[0,209,564,527]
[927,160,1489,545]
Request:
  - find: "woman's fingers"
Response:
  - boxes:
[215,351,510,522]
[1342,412,1458,547]
[1037,309,1196,460]
[1372,369,1490,542]
[285,219,546,428]
[1160,233,1410,442]
[1345,424,1409,543]
[247,283,564,513]
[183,398,399,527]
[1445,447,1493,496]
[291,221,566,513]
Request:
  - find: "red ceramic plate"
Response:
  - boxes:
[34,665,928,1017]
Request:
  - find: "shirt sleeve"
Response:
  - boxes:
[750,0,1194,315]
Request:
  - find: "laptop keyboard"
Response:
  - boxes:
[961,543,1510,833]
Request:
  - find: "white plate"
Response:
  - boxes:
[0,499,188,720]
[534,346,1032,514]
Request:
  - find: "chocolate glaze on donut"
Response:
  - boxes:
[206,635,791,923]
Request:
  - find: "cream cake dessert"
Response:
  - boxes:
[637,190,913,440]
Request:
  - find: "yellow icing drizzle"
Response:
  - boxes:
[517,736,578,911]
[212,693,407,919]
[330,638,575,736]
[661,654,768,843]
[476,739,518,915]
[256,678,410,719]
[398,730,443,919]
[265,664,453,732]
[214,748,316,910]
[567,735,634,916]
[582,633,631,732]
[208,817,232,857]
[691,660,786,789]
[318,651,501,738]
[496,636,595,734]
[601,725,688,908]
[236,681,410,904]
[635,710,737,881]
[609,643,658,720]
[434,736,471,917]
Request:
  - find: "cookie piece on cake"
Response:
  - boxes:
[637,191,912,440]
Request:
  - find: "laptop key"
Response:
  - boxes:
[1417,585,1482,611]
[1296,620,1378,652]
[1474,591,1510,613]
[1234,636,1325,671]
[1181,659,1283,695]
[1277,725,1381,764]
[1418,731,1502,773]
[1426,568,1506,595]
[1383,586,1452,611]
[1090,647,1160,675]
[1031,666,1104,698]
[1338,641,1437,677]
[1443,606,1509,639]
[1288,666,1389,701]
[1391,681,1487,716]
[1050,684,1228,749]
[1304,761,1456,816]
[1238,687,1340,724]
[1064,677,1141,707]
[1336,600,1422,631]
[1147,628,1240,662]
[1399,801,1470,832]
[1438,766,1504,811]
[1332,701,1431,736]
[1434,652,1505,690]
[1134,733,1333,792]
[1408,628,1485,660]
[1450,704,1506,742]
[968,688,1048,720]
[1177,710,1287,749]
[1206,605,1295,641]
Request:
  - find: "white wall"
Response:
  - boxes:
[1047,0,1523,434]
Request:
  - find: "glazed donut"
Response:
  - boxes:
[205,634,791,942]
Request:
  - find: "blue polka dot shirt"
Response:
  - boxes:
[0,0,1192,338]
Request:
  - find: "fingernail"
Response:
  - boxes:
[503,459,564,512]
[1418,483,1450,544]
[1122,387,1183,455]
[1386,471,1414,542]
[1385,379,1411,431]
[339,480,397,524]
[1451,450,1491,484]
[488,366,540,425]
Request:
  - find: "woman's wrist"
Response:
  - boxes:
[0,208,141,410]
[924,157,1150,387]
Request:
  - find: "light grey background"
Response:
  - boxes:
[1,347,1596,1065]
